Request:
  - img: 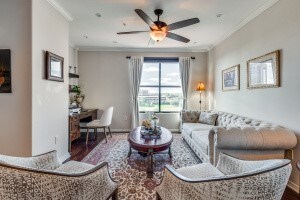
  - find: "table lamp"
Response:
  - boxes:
[196,82,205,110]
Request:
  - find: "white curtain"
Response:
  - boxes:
[129,57,144,128]
[179,57,191,110]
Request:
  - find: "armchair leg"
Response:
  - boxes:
[111,188,118,200]
[156,192,162,200]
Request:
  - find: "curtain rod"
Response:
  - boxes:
[126,56,195,60]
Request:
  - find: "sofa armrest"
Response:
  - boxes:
[156,161,291,200]
[212,127,297,150]
[216,152,291,175]
[0,162,117,199]
[0,150,61,170]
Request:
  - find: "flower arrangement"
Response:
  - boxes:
[71,85,85,107]
[142,119,151,129]
[141,112,159,130]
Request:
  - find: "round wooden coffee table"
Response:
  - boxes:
[128,126,173,178]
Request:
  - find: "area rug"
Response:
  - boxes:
[82,133,201,200]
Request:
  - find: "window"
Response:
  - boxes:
[138,58,183,112]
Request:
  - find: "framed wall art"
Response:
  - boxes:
[247,50,280,89]
[222,65,240,91]
[0,49,12,93]
[46,51,64,82]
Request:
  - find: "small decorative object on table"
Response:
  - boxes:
[141,113,161,139]
[140,126,162,139]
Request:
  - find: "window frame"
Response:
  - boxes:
[139,57,182,113]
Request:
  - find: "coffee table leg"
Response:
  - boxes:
[127,147,132,158]
[168,146,172,158]
[147,153,154,178]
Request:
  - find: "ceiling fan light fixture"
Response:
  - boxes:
[149,30,166,42]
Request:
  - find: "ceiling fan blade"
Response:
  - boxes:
[117,31,148,35]
[166,18,200,31]
[135,9,156,28]
[166,32,190,43]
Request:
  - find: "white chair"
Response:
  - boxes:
[156,153,292,200]
[0,150,118,199]
[86,107,114,145]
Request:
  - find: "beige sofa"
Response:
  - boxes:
[181,110,297,165]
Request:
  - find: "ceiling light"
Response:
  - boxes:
[95,13,101,18]
[149,30,166,42]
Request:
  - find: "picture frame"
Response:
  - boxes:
[222,65,240,91]
[247,50,280,89]
[0,49,12,93]
[46,51,64,82]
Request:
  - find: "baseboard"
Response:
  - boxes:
[59,152,71,163]
[287,180,299,194]
[111,129,131,133]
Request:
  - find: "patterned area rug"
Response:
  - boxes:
[82,133,201,200]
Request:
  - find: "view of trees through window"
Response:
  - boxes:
[138,60,183,112]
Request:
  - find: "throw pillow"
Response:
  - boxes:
[199,112,218,125]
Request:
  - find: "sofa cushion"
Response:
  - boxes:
[181,110,201,123]
[199,112,218,125]
[176,163,224,179]
[54,161,94,173]
[182,123,213,136]
[191,131,210,155]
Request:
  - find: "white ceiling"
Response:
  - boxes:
[53,0,276,51]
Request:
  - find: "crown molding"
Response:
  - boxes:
[46,0,74,22]
[77,46,209,53]
[208,0,280,51]
[69,44,79,50]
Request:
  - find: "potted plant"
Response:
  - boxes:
[71,85,85,107]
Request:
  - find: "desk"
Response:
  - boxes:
[69,109,98,152]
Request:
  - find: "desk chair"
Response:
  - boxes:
[86,107,113,146]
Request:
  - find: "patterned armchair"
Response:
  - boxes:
[156,153,291,200]
[0,151,118,200]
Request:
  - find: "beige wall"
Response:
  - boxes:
[31,0,69,159]
[78,51,207,131]
[208,0,300,191]
[0,0,32,156]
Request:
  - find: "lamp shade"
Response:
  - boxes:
[150,30,166,42]
[196,82,205,91]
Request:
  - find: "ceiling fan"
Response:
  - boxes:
[117,9,200,43]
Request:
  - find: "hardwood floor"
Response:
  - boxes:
[70,131,106,161]
[282,187,299,200]
[70,132,299,199]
